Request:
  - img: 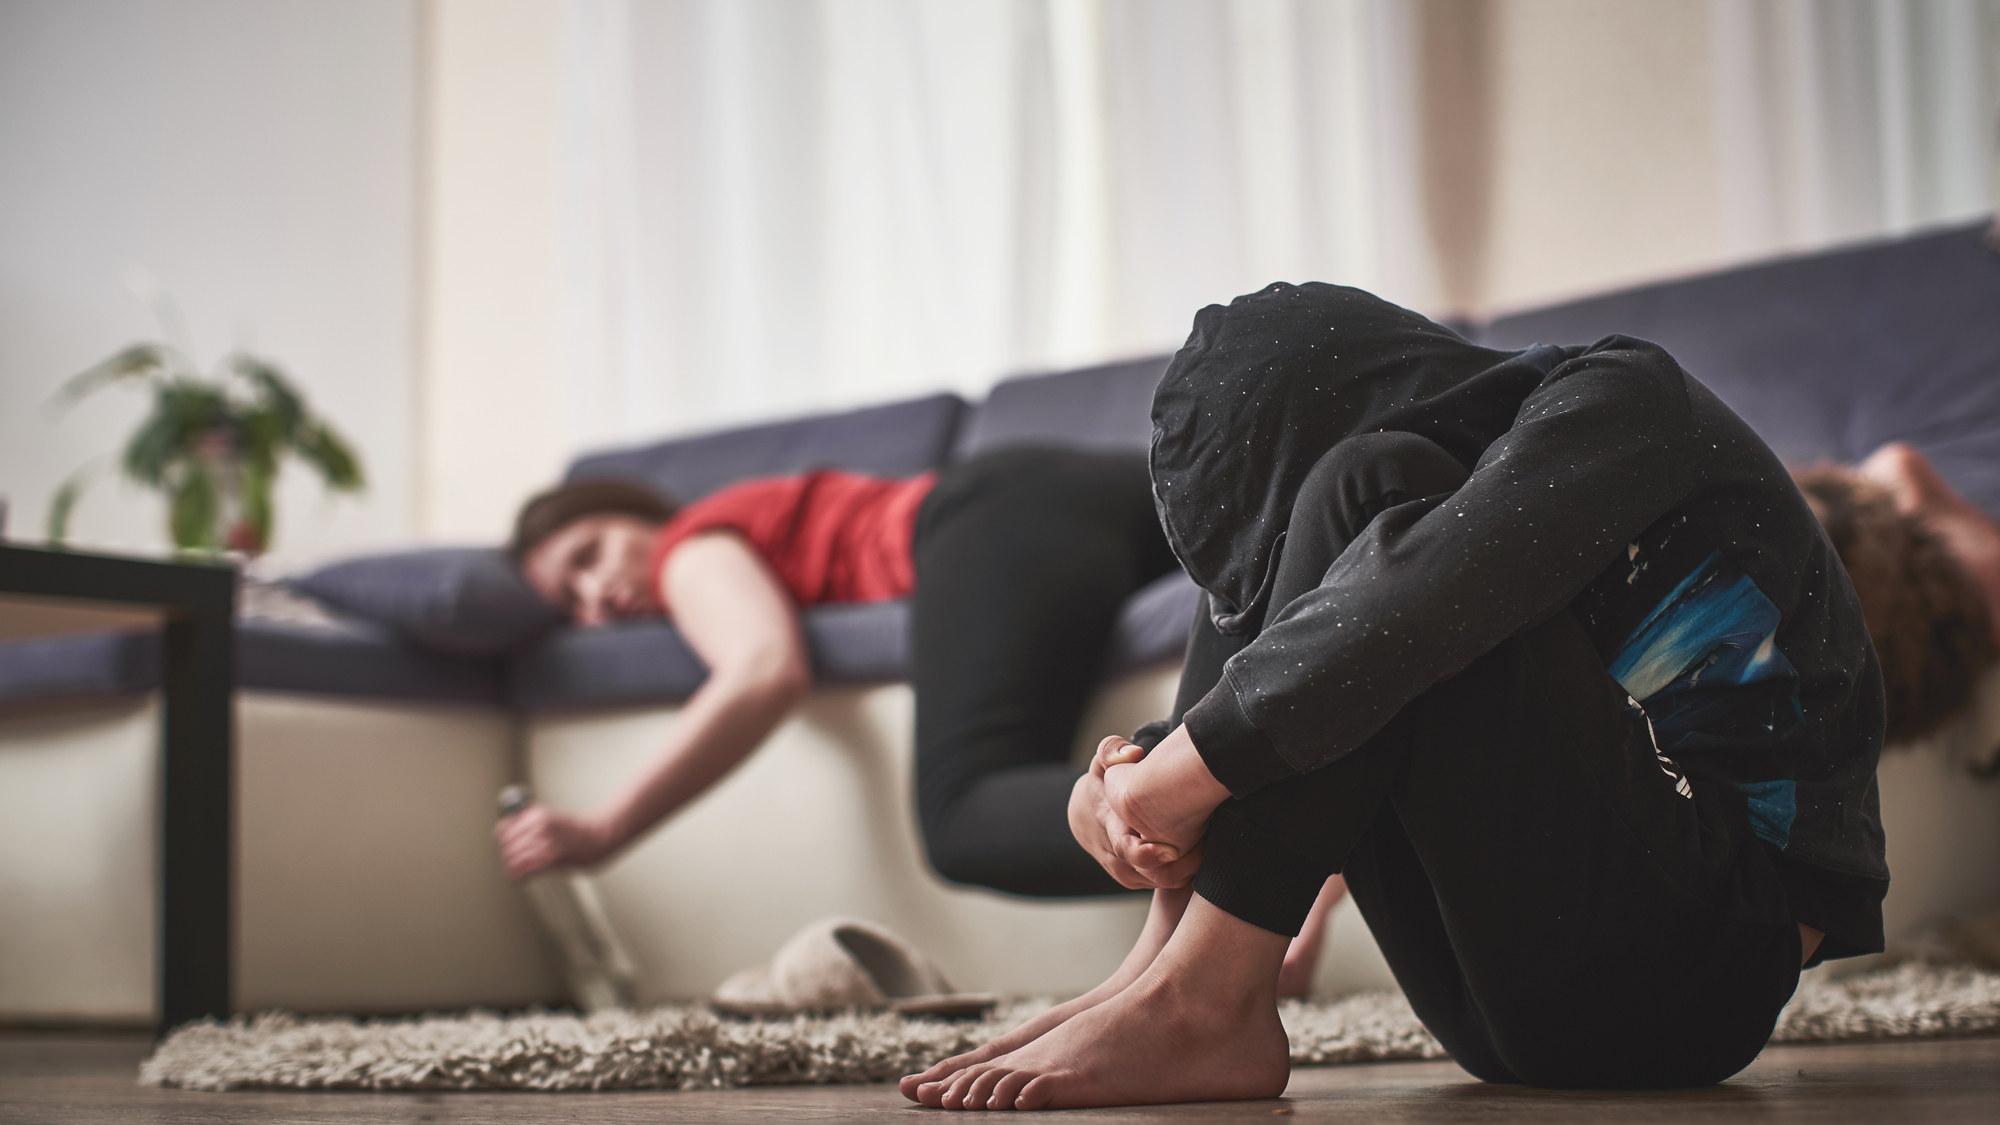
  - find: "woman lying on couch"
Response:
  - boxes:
[492,444,1349,994]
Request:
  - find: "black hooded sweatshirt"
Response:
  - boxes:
[1151,283,1887,960]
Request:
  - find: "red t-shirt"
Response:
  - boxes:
[649,470,937,607]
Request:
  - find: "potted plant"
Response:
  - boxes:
[48,320,364,557]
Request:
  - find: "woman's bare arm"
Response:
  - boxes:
[498,530,809,877]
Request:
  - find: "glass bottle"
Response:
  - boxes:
[497,785,640,1012]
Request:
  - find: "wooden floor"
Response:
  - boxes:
[5,1031,1998,1123]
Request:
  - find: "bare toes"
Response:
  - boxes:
[989,1069,1036,1109]
[918,1072,961,1108]
[941,1066,989,1110]
[1014,1073,1057,1111]
[966,1066,1010,1109]
[903,1055,967,1101]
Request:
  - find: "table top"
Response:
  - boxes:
[0,543,237,616]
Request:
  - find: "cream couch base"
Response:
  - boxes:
[533,663,2000,1001]
[0,698,158,1022]
[5,663,1995,1022]
[1873,663,2000,945]
[234,693,557,1014]
[0,692,555,1023]
[527,664,1399,1003]
[535,667,1151,1001]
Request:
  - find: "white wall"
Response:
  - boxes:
[8,2,1988,551]
[0,0,419,567]
[1480,0,1731,314]
[420,0,572,542]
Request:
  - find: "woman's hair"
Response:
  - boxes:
[509,478,678,563]
[1794,467,1996,743]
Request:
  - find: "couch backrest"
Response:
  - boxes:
[1477,220,2000,515]
[953,355,1173,461]
[565,393,967,502]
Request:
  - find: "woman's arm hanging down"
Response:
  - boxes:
[497,530,811,878]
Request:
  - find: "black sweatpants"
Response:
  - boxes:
[1180,432,1803,1088]
[911,447,1182,897]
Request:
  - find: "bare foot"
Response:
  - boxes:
[1277,875,1347,999]
[918,895,1293,1111]
[899,886,1192,1102]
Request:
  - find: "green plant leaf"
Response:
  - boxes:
[232,354,306,437]
[237,407,286,469]
[121,383,218,486]
[46,470,92,546]
[48,343,174,412]
[168,459,220,554]
[294,422,364,491]
[239,457,274,554]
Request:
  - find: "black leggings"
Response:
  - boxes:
[911,448,1181,897]
[1179,432,1802,1088]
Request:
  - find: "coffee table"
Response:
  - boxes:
[0,544,234,1031]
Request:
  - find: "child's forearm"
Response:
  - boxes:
[1109,724,1232,858]
[1071,726,1233,887]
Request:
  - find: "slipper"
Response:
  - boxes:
[710,916,998,1019]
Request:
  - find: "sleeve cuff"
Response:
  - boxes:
[1183,676,1299,797]
[1764,844,1887,965]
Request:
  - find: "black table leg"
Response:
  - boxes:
[160,610,234,1030]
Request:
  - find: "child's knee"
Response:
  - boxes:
[1295,432,1468,515]
[1283,434,1471,551]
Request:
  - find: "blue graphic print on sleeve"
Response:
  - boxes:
[1605,549,1804,848]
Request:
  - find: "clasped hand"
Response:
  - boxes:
[1067,724,1232,890]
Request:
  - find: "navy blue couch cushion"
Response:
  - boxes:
[1478,221,2000,516]
[0,617,506,710]
[509,601,911,713]
[953,356,1171,460]
[509,570,1200,713]
[236,617,506,704]
[567,393,967,502]
[290,547,567,658]
[0,629,161,706]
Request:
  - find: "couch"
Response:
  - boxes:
[4,220,1997,1024]
[0,355,1249,1024]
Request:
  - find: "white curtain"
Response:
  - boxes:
[555,0,2000,452]
[556,0,1413,449]
[1710,0,2000,260]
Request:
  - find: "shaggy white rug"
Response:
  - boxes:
[140,962,2000,1092]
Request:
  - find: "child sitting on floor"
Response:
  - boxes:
[905,282,1889,1110]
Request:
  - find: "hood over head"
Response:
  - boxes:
[1148,282,1568,631]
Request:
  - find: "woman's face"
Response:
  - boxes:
[522,514,662,626]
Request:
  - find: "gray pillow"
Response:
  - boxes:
[290,547,568,658]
